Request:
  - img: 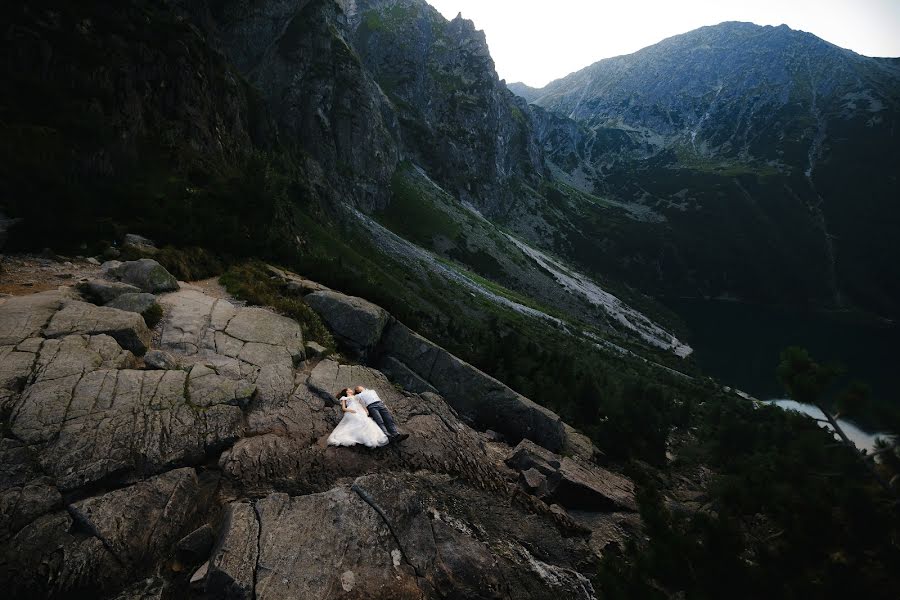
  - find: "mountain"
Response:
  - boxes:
[507,81,541,102]
[516,22,900,315]
[2,2,900,598]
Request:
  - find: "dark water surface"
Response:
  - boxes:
[667,298,900,402]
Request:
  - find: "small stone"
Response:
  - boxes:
[144,349,179,370]
[521,467,548,496]
[86,257,101,265]
[102,247,121,260]
[190,561,209,589]
[304,341,328,358]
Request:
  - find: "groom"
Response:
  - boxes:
[354,385,409,443]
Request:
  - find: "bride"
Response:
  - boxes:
[327,388,390,448]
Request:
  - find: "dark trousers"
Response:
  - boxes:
[367,402,399,437]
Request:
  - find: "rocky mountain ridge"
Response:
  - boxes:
[513,21,900,314]
[0,257,638,598]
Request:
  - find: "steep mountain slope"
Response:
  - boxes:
[517,22,900,315]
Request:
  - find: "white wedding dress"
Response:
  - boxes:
[327,396,389,448]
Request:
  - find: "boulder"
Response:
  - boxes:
[105,259,179,293]
[304,340,328,358]
[380,321,568,453]
[175,524,216,564]
[122,233,159,255]
[106,293,161,325]
[506,440,637,512]
[305,291,388,359]
[143,349,179,370]
[77,279,142,304]
[44,300,152,354]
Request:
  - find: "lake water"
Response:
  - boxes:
[666,298,900,402]
[766,399,893,453]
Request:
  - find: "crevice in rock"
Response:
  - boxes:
[350,481,424,579]
[65,503,128,567]
[251,499,263,600]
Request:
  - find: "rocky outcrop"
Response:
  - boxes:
[106,292,161,324]
[304,287,594,458]
[103,259,179,294]
[77,279,143,304]
[2,275,633,598]
[44,300,152,354]
[347,0,547,214]
[507,440,637,512]
[305,290,389,359]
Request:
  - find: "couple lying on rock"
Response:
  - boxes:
[327,386,410,448]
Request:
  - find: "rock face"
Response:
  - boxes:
[517,22,900,314]
[305,288,592,458]
[2,275,635,598]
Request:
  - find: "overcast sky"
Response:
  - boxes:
[426,0,900,87]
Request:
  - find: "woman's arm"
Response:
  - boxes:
[341,397,356,413]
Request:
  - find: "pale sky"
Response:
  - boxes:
[427,0,900,87]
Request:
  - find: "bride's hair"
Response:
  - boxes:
[335,388,353,399]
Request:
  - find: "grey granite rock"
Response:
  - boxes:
[77,279,142,304]
[305,291,388,359]
[507,440,637,512]
[106,292,161,324]
[105,259,179,293]
[143,349,179,370]
[44,300,152,355]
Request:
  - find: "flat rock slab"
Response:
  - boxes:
[0,290,74,346]
[44,300,151,355]
[158,289,302,374]
[207,488,420,600]
[11,366,251,491]
[507,440,637,512]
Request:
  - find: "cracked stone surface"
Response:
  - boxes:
[2,276,635,599]
[44,300,152,355]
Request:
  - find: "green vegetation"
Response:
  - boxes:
[595,350,900,598]
[143,302,164,329]
[120,246,226,282]
[220,261,334,349]
[379,165,462,245]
